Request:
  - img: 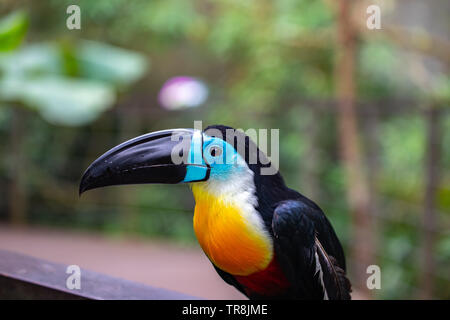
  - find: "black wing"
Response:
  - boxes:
[272,200,351,300]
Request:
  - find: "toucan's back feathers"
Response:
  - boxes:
[315,238,352,299]
[272,200,351,299]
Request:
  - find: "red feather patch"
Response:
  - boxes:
[234,255,290,297]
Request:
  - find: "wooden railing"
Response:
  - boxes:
[0,250,198,300]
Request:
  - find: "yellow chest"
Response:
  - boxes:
[192,185,273,276]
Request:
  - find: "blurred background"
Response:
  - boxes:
[0,0,448,299]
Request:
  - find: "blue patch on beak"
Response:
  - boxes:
[183,130,210,182]
[183,165,210,182]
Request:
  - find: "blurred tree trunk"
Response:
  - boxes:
[420,106,441,299]
[363,106,380,271]
[301,108,321,201]
[335,0,374,297]
[8,107,27,225]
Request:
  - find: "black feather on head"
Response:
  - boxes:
[203,124,273,173]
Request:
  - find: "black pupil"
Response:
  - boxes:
[210,147,221,157]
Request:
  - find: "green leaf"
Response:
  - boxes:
[0,75,115,126]
[0,43,62,77]
[77,40,148,88]
[0,40,148,126]
[0,11,29,52]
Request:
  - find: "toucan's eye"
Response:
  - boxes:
[209,146,222,157]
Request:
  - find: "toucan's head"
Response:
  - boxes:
[79,125,273,195]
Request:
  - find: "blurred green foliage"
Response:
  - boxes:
[0,0,448,299]
[0,12,148,125]
[0,10,28,51]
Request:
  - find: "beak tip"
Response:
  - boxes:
[78,172,92,197]
[78,183,86,197]
[78,186,85,197]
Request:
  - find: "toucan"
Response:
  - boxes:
[79,125,351,300]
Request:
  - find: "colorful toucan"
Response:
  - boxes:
[79,125,351,299]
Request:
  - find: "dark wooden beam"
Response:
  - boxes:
[0,249,199,300]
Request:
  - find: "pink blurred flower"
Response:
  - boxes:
[158,76,208,110]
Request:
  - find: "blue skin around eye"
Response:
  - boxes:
[183,133,246,182]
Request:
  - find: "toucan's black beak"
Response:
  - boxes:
[79,129,206,195]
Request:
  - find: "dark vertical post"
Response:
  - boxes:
[420,106,441,299]
[365,105,380,267]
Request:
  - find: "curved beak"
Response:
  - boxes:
[79,129,209,195]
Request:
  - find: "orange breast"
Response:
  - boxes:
[192,185,273,276]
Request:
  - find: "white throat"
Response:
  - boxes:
[196,166,270,239]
